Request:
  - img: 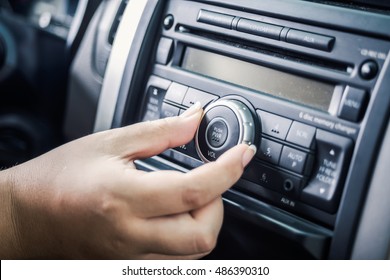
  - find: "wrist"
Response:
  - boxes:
[0,168,23,259]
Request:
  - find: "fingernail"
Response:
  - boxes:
[181,101,202,118]
[242,145,257,167]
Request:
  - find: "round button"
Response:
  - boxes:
[206,118,229,148]
[196,99,259,162]
[360,60,378,80]
[163,14,174,30]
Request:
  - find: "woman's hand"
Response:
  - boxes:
[0,104,255,259]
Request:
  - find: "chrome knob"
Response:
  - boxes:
[195,99,258,162]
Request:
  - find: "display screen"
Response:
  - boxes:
[181,47,335,112]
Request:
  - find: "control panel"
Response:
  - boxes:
[140,75,353,218]
[116,0,390,229]
[90,0,390,259]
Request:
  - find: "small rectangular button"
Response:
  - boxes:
[237,18,283,40]
[141,86,165,122]
[142,109,159,122]
[257,110,292,140]
[258,138,283,165]
[243,162,283,192]
[165,83,188,104]
[286,29,335,51]
[160,102,180,119]
[280,146,308,174]
[182,88,218,108]
[156,37,174,65]
[243,161,303,198]
[286,122,316,149]
[197,9,234,29]
[338,86,368,122]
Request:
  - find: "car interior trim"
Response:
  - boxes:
[351,119,390,259]
[329,51,390,259]
[66,0,88,49]
[93,0,149,132]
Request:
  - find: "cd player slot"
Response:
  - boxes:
[176,24,353,74]
[197,9,335,52]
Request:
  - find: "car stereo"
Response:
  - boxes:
[135,0,390,227]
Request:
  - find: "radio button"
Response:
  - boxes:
[163,14,174,30]
[165,83,188,104]
[244,162,284,192]
[237,18,283,40]
[197,10,234,29]
[360,60,378,80]
[156,37,174,65]
[338,86,368,122]
[206,118,229,148]
[160,102,180,119]
[257,110,292,140]
[182,88,218,108]
[286,121,316,149]
[280,146,309,175]
[301,130,353,213]
[243,161,303,198]
[142,86,166,122]
[258,138,282,165]
[286,29,335,52]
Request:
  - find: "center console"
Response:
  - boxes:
[70,0,390,259]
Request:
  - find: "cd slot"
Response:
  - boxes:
[197,9,335,52]
[176,24,353,74]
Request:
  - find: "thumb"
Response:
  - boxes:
[108,102,203,159]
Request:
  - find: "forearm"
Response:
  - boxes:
[0,168,22,259]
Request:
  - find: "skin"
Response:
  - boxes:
[0,104,256,259]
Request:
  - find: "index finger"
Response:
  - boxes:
[126,144,256,218]
[102,103,202,159]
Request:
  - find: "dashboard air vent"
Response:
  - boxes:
[108,0,129,44]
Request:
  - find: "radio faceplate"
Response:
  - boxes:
[129,0,390,228]
[140,74,353,221]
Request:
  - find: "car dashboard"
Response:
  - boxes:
[1,0,390,259]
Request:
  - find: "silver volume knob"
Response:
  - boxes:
[195,99,257,162]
